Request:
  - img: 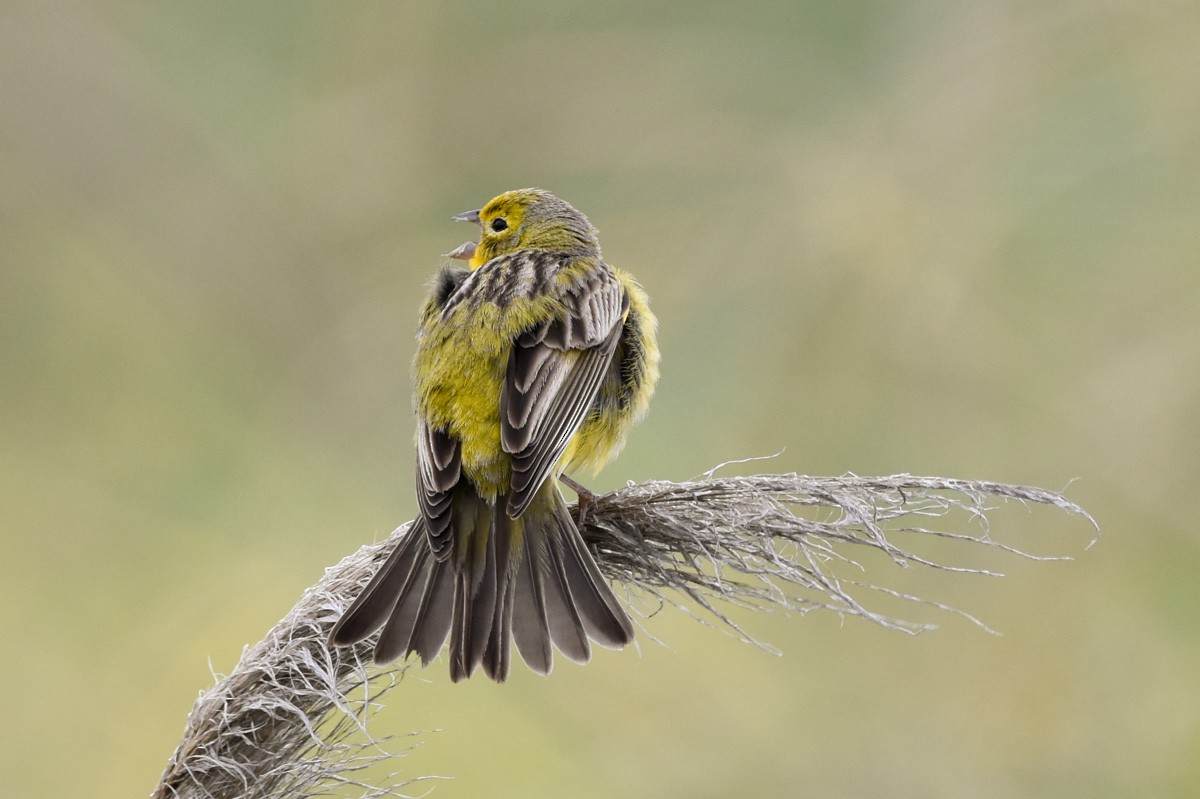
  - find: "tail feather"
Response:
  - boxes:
[511,530,553,674]
[554,501,636,649]
[329,523,427,649]
[373,542,438,663]
[401,557,454,666]
[540,520,592,664]
[482,513,517,681]
[482,566,515,681]
[449,501,502,682]
[449,567,492,681]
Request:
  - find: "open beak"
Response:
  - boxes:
[444,241,477,260]
[451,208,481,224]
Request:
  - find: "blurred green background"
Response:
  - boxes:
[3,1,1197,796]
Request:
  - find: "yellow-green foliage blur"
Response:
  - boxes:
[3,2,1197,797]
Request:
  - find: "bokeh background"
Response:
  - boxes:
[3,1,1198,796]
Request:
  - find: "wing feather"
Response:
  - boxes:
[416,422,461,561]
[501,266,628,518]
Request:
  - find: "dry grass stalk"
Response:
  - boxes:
[152,468,1096,798]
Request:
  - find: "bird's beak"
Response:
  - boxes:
[444,241,477,260]
[451,209,481,224]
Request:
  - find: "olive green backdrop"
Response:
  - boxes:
[3,2,1197,797]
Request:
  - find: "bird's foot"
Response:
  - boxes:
[559,474,596,530]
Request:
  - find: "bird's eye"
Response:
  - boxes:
[490,217,508,233]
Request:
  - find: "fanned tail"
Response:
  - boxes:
[329,482,634,682]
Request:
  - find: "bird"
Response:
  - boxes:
[328,188,659,682]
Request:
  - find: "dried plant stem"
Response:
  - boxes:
[152,469,1096,799]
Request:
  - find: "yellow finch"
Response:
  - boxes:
[329,188,659,682]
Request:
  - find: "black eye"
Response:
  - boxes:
[490,217,508,232]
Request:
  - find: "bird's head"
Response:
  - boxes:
[446,188,601,269]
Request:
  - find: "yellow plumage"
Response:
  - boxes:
[330,188,659,681]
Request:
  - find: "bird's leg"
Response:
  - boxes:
[559,474,596,530]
